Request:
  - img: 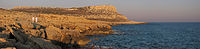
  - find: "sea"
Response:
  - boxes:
[88,22,200,49]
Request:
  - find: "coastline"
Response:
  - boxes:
[0,5,145,49]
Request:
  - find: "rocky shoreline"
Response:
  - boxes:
[0,5,146,49]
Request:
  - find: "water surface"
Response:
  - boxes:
[89,22,200,49]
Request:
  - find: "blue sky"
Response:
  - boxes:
[0,0,200,22]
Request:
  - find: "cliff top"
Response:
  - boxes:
[11,5,128,22]
[85,5,117,12]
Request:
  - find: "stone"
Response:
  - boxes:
[0,33,9,38]
[45,26,62,40]
[18,22,34,29]
[0,38,7,42]
[15,42,32,49]
[76,38,91,46]
[30,38,62,49]
[0,27,6,32]
[39,29,46,38]
[61,29,80,37]
[24,29,41,37]
[7,25,30,43]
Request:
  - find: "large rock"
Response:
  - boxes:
[0,27,6,32]
[61,29,80,37]
[0,38,7,42]
[76,38,91,46]
[6,26,27,43]
[17,22,34,29]
[0,38,16,48]
[45,26,62,40]
[45,26,85,44]
[23,29,42,37]
[30,38,61,49]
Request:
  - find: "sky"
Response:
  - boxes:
[0,0,200,22]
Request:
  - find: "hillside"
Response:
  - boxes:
[12,5,144,23]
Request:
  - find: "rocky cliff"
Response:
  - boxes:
[12,5,135,22]
[0,5,146,49]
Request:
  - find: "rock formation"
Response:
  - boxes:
[12,5,146,23]
[0,5,146,49]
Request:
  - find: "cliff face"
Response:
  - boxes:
[12,5,129,22]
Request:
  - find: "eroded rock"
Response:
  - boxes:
[45,26,62,40]
[30,38,62,49]
[0,38,7,42]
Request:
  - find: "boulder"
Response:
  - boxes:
[0,38,16,48]
[45,26,62,40]
[0,27,6,32]
[6,26,26,43]
[15,42,32,49]
[23,29,42,37]
[16,22,34,29]
[61,29,80,37]
[30,38,61,49]
[76,38,91,46]
[0,38,7,42]
[0,33,9,38]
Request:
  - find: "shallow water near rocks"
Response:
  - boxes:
[88,22,200,49]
